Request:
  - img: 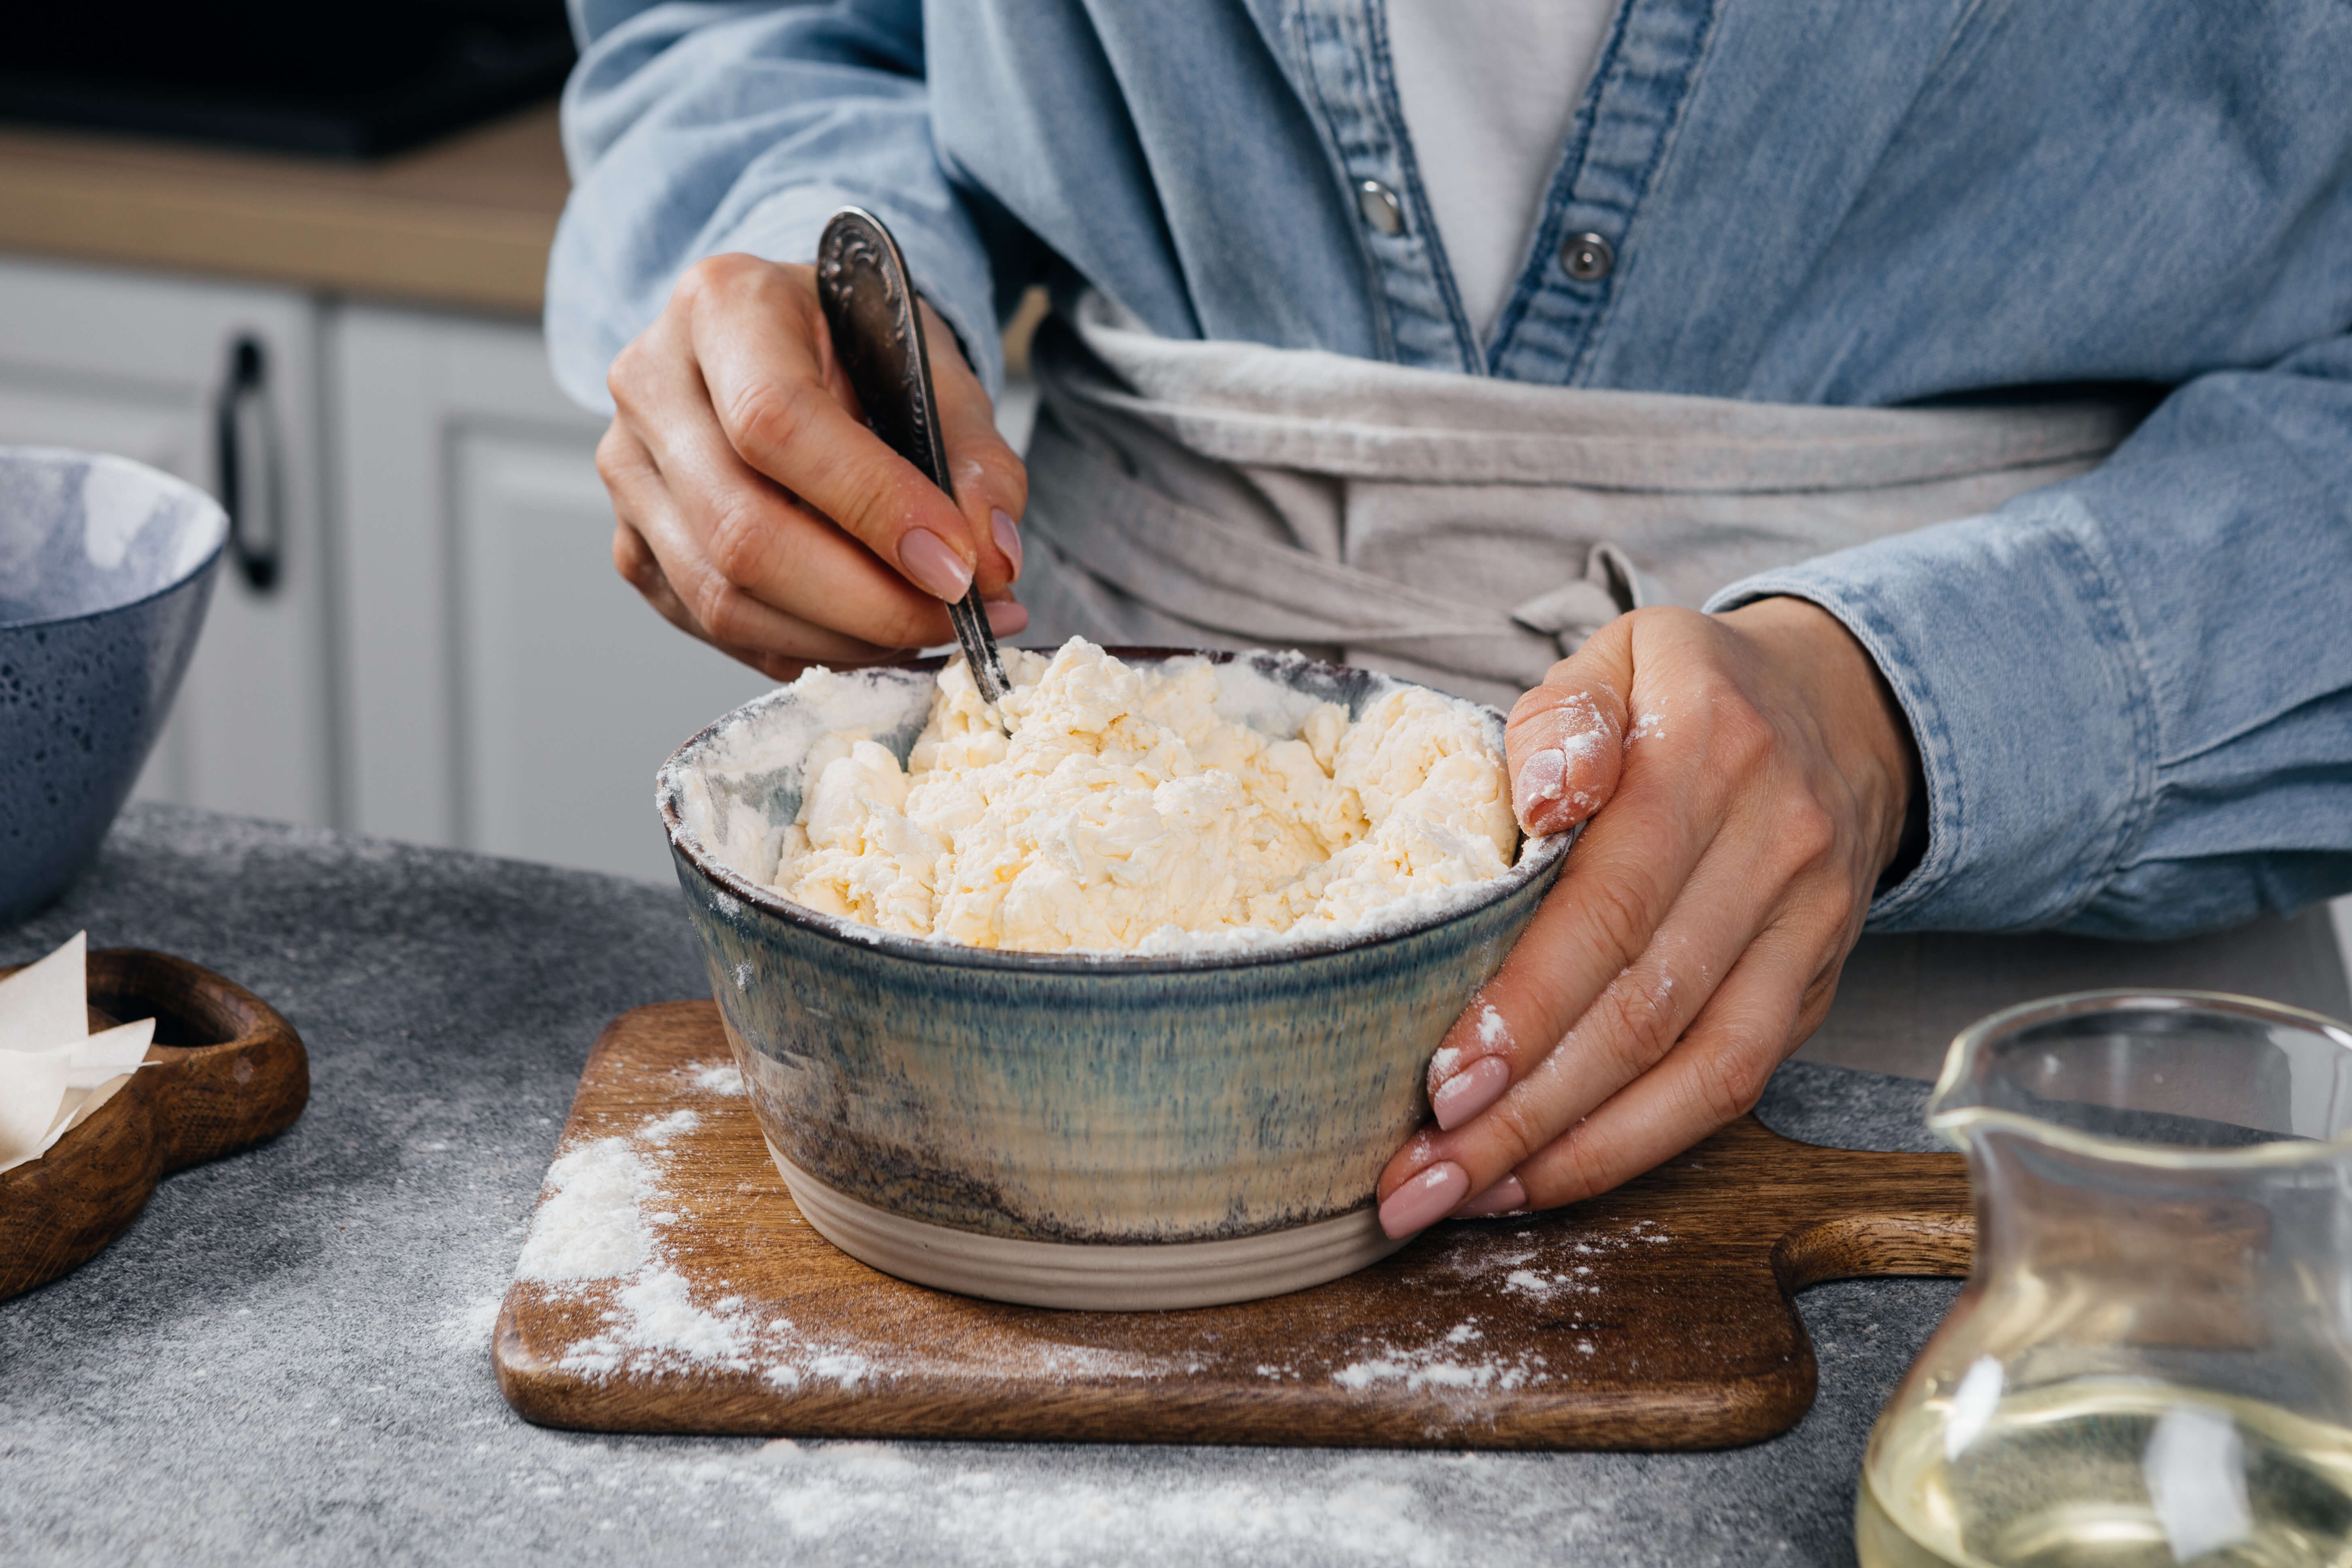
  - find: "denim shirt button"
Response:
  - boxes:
[1356,179,1405,236]
[1561,232,1615,281]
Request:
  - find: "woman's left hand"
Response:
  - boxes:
[1373,598,1922,1237]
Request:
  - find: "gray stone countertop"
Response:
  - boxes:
[2,803,1963,1566]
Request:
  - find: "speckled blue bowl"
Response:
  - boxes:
[659,650,1573,1308]
[0,448,225,924]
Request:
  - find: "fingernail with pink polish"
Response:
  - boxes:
[1431,1054,1512,1131]
[985,599,1028,637]
[1379,1161,1470,1239]
[990,507,1023,578]
[1455,1175,1527,1218]
[899,528,973,601]
[1517,745,1565,808]
[1515,733,1573,834]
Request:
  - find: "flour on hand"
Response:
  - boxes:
[764,638,1519,954]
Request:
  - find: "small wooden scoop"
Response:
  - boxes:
[0,949,307,1301]
[815,206,1013,710]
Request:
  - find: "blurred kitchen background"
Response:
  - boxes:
[0,0,1039,886]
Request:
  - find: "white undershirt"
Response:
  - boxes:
[1385,0,1617,342]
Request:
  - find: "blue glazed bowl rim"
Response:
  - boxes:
[0,538,225,632]
[659,647,1578,975]
[0,448,230,631]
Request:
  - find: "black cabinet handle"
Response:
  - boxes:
[214,335,282,593]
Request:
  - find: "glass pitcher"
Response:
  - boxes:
[1858,991,2352,1568]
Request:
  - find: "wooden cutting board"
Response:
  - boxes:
[494,1002,1972,1450]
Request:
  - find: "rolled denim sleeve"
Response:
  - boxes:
[548,0,1014,413]
[1709,332,2352,939]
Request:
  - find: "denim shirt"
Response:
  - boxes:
[550,0,2352,940]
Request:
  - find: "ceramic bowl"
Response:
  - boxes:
[658,650,1573,1309]
[0,448,225,923]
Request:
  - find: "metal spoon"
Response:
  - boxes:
[815,207,1013,710]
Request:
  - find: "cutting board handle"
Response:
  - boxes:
[1758,1134,1976,1290]
[1773,1205,1976,1290]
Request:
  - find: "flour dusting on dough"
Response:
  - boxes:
[765,638,1518,954]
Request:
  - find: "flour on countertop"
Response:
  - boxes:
[436,1292,505,1354]
[711,1442,1456,1566]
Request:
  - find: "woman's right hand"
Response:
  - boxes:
[596,253,1029,681]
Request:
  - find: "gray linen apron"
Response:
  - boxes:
[1013,293,2351,1077]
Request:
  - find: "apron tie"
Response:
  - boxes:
[1509,542,1666,657]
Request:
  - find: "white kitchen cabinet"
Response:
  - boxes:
[329,306,773,882]
[1,252,1037,887]
[0,255,337,826]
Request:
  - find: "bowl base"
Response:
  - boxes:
[764,1141,1407,1311]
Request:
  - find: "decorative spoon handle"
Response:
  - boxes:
[815,207,1012,708]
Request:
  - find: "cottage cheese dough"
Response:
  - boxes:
[767,639,1518,953]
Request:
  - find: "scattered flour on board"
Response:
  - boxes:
[509,1104,874,1389]
[1500,1264,1601,1303]
[688,1061,746,1096]
[1332,1318,1549,1393]
[1559,1217,1675,1254]
[510,1076,1179,1392]
[637,1109,701,1144]
[512,1137,656,1283]
[498,1112,1666,1563]
[1436,1211,1673,1345]
[509,1061,1669,1425]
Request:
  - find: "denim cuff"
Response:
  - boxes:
[723,185,1007,397]
[1706,495,2158,933]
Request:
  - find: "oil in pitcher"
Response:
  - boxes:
[1857,992,2352,1567]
